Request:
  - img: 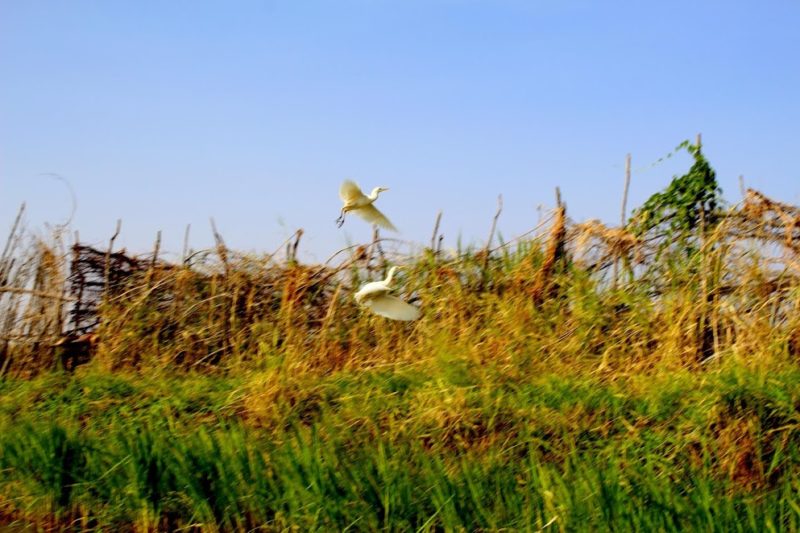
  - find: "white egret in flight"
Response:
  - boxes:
[336,179,397,231]
[354,266,420,321]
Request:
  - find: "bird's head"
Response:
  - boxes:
[385,265,401,284]
[371,186,389,197]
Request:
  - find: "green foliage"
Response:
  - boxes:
[631,140,722,247]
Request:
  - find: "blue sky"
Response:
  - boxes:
[2,1,799,261]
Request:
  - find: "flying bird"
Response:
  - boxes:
[336,179,397,231]
[354,266,420,321]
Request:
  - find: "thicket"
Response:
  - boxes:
[1,141,800,530]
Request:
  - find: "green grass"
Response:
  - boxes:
[2,358,800,531]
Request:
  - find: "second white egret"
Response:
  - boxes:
[354,266,420,321]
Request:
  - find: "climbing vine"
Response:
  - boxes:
[630,140,722,253]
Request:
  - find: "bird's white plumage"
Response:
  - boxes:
[354,281,390,301]
[339,180,364,204]
[356,204,397,231]
[362,294,421,321]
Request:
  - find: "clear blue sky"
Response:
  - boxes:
[2,1,799,261]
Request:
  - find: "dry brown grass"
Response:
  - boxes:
[1,188,799,379]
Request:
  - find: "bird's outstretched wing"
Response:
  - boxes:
[339,180,364,203]
[364,294,421,321]
[353,204,397,231]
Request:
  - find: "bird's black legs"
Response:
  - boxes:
[335,209,346,228]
